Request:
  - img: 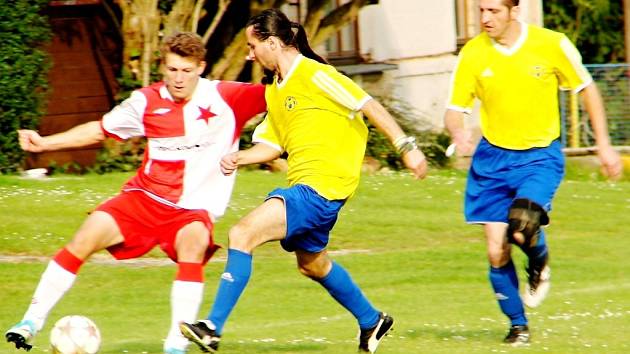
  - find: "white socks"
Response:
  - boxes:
[164,280,204,351]
[22,261,77,331]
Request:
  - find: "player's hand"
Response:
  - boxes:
[597,144,623,180]
[451,130,475,156]
[220,152,239,176]
[403,149,428,179]
[17,129,46,153]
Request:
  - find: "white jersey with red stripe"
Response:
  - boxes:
[101,78,266,219]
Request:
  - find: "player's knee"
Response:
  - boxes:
[507,198,549,247]
[66,234,105,259]
[297,263,314,278]
[487,246,511,267]
[297,255,331,279]
[175,226,210,261]
[297,262,326,279]
[227,223,254,251]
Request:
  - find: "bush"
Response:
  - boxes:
[0,0,52,173]
[367,95,451,169]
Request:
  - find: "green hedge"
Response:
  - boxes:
[0,0,52,173]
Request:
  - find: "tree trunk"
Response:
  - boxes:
[624,0,630,63]
[114,0,373,82]
[115,0,160,86]
[304,0,328,38]
[201,0,232,45]
[311,0,370,46]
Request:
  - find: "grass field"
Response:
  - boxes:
[0,167,629,353]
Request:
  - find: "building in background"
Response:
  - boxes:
[347,0,543,132]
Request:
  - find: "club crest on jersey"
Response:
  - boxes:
[285,96,297,111]
[530,65,548,79]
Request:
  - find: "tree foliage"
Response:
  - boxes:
[0,0,52,173]
[543,0,625,63]
[108,0,375,87]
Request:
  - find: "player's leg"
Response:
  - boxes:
[510,140,564,308]
[485,223,529,345]
[164,221,210,353]
[506,198,551,308]
[465,138,529,345]
[6,211,123,351]
[295,249,393,353]
[181,197,286,352]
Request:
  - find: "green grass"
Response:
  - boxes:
[0,169,629,353]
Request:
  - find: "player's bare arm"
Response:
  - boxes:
[361,99,428,179]
[220,143,282,176]
[444,109,475,156]
[579,83,623,179]
[17,121,105,153]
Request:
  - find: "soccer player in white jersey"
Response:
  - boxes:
[180,8,427,354]
[6,32,266,354]
[444,0,622,346]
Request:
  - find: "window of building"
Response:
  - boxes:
[281,0,362,64]
[455,0,479,49]
[283,0,302,23]
[324,0,360,64]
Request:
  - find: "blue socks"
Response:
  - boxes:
[524,229,548,262]
[207,249,252,334]
[489,261,527,326]
[318,262,379,330]
[207,252,380,333]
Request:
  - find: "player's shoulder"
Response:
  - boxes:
[527,24,567,44]
[299,55,337,76]
[459,33,492,56]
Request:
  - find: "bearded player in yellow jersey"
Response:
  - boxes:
[444,0,622,346]
[181,8,427,354]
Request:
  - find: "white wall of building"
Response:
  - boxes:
[356,0,543,130]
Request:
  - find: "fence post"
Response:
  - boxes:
[569,92,580,148]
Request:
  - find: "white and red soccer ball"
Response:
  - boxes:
[50,315,101,354]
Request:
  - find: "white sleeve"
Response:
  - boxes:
[101,91,147,139]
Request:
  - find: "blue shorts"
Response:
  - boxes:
[266,184,345,253]
[465,138,565,223]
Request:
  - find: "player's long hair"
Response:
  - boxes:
[247,8,327,84]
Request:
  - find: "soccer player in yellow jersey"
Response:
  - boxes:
[181,8,427,354]
[444,0,622,346]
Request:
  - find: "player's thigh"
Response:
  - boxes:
[229,197,287,250]
[66,211,124,259]
[514,143,564,208]
[515,169,563,210]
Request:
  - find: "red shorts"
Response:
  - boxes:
[95,191,219,264]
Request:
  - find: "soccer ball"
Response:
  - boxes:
[50,315,101,354]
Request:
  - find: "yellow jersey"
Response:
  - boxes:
[447,23,592,149]
[253,54,371,200]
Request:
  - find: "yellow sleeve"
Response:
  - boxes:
[447,46,477,113]
[556,35,593,93]
[311,67,372,111]
[252,114,283,152]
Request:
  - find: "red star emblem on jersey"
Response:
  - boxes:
[197,106,216,124]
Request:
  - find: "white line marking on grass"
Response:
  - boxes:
[554,282,630,295]
[0,249,373,266]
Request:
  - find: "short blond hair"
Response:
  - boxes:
[160,32,206,63]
